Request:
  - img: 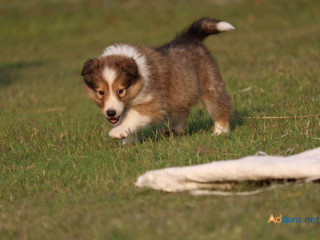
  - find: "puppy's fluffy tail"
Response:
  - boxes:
[177,17,235,42]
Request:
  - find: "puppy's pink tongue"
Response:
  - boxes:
[109,118,118,124]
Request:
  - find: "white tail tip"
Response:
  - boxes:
[216,21,235,32]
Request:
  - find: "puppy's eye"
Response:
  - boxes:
[96,90,104,99]
[117,89,126,97]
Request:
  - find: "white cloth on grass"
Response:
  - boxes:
[135,147,320,193]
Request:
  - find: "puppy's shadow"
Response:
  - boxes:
[139,108,249,143]
[231,109,249,130]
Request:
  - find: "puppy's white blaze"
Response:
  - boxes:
[101,67,124,117]
[216,21,235,32]
[101,44,150,86]
[103,92,124,118]
[102,67,117,86]
[214,122,230,135]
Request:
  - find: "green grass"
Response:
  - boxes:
[1,0,320,239]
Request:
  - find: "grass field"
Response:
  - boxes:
[1,0,320,239]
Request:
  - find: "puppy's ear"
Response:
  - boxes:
[84,83,97,98]
[118,58,139,79]
[81,58,100,90]
[81,58,100,76]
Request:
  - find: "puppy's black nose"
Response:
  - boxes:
[106,110,116,117]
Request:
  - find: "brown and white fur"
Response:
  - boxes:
[81,18,234,142]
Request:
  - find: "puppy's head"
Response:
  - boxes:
[81,55,143,125]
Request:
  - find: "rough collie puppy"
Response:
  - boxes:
[81,17,234,141]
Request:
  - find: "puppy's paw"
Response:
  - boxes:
[109,127,129,139]
[214,121,230,135]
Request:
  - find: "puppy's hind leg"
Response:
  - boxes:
[201,89,231,135]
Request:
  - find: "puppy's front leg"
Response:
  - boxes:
[109,109,151,139]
